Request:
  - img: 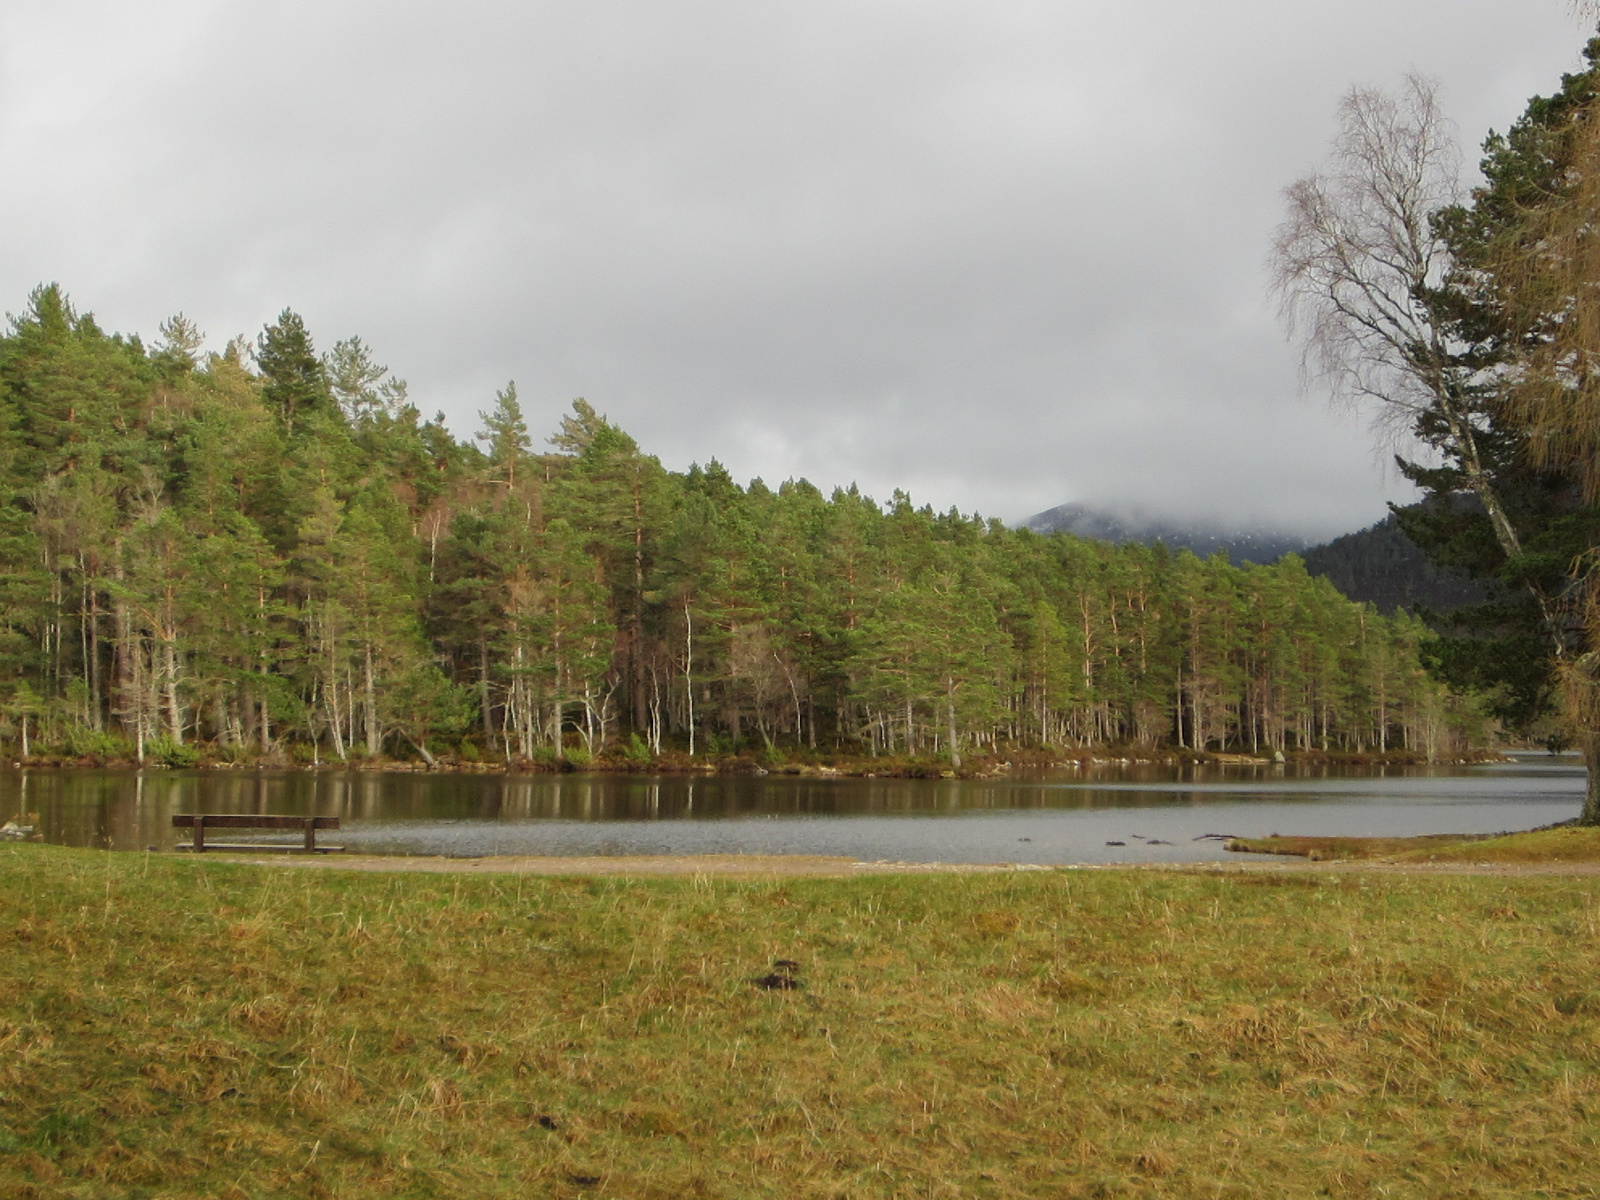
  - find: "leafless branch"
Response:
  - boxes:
[1272,76,1460,424]
[1271,77,1525,557]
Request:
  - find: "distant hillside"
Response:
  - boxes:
[1302,513,1484,616]
[1021,502,1307,566]
[1022,501,1484,615]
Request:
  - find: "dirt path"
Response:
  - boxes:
[204,852,1600,878]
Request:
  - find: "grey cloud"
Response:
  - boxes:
[0,0,1587,535]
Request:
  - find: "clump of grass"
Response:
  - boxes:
[1226,834,1491,860]
[3,845,1600,1197]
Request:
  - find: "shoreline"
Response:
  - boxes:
[2,746,1511,778]
[177,848,1600,878]
[206,852,1063,877]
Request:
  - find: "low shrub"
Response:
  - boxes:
[144,736,201,768]
[50,726,133,760]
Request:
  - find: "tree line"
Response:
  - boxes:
[0,286,1482,766]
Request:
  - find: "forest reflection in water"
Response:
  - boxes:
[1,759,1585,865]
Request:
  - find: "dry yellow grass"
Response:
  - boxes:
[1231,826,1600,864]
[1388,827,1600,864]
[3,844,1600,1198]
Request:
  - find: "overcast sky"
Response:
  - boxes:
[0,1,1590,538]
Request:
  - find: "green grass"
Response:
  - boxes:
[1229,827,1600,864]
[3,846,1600,1198]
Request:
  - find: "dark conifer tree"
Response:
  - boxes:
[255,309,330,431]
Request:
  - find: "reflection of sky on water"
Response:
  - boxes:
[1,759,1585,865]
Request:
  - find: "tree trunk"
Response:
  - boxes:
[684,598,695,758]
[406,733,437,767]
[85,564,103,730]
[946,677,961,770]
[1582,736,1600,826]
[479,640,494,752]
[632,475,647,731]
[144,641,162,750]
[112,558,135,739]
[364,642,380,756]
[327,652,346,760]
[163,640,183,743]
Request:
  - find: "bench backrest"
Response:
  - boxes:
[171,814,340,829]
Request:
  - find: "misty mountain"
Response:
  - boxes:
[1021,502,1308,565]
[1023,501,1484,616]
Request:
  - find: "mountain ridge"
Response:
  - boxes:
[1021,501,1483,615]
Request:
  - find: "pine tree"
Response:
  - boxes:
[256,310,331,431]
[478,382,530,490]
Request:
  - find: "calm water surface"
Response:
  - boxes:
[2,757,1585,864]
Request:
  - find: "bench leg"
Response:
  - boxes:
[304,818,315,853]
[194,816,205,854]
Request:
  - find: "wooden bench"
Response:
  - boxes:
[171,814,343,854]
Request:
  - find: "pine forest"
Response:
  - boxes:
[0,287,1487,770]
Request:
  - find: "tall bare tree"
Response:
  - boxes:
[1272,77,1525,559]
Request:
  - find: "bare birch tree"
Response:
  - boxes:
[1271,76,1525,559]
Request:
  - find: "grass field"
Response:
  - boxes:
[3,845,1600,1198]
